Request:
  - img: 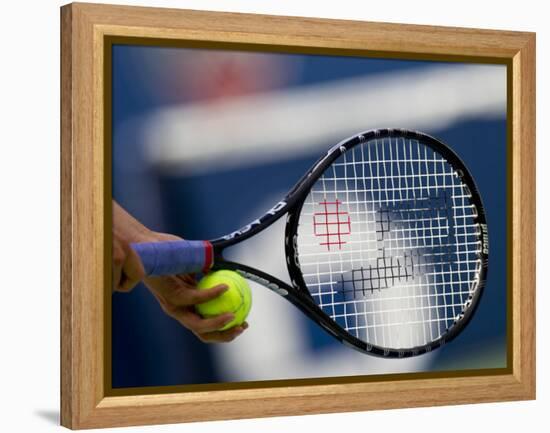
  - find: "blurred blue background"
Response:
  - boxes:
[111,45,507,388]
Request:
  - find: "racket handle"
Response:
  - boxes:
[131,240,213,276]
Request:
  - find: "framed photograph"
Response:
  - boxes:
[60,2,535,429]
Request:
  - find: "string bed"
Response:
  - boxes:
[297,136,483,350]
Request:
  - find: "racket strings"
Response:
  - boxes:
[297,136,482,350]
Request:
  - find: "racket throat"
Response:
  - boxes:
[210,200,289,249]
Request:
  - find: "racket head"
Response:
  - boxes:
[285,129,488,357]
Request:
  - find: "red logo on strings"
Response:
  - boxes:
[313,200,351,250]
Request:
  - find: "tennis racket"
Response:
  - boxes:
[131,128,488,357]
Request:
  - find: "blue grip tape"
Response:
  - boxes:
[131,240,210,276]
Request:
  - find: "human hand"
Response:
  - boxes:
[113,201,248,342]
[143,232,249,343]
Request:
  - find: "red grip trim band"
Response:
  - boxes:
[202,241,214,274]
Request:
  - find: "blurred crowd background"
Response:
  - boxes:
[111,45,507,388]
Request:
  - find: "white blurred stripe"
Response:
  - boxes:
[143,64,506,172]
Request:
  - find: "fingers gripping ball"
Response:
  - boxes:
[196,270,252,331]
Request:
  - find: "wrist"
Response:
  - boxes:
[113,200,154,244]
[129,226,156,243]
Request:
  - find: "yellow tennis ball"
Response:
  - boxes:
[196,270,252,331]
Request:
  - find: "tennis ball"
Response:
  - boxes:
[196,270,252,331]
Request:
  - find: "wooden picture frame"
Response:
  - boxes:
[60,2,536,429]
